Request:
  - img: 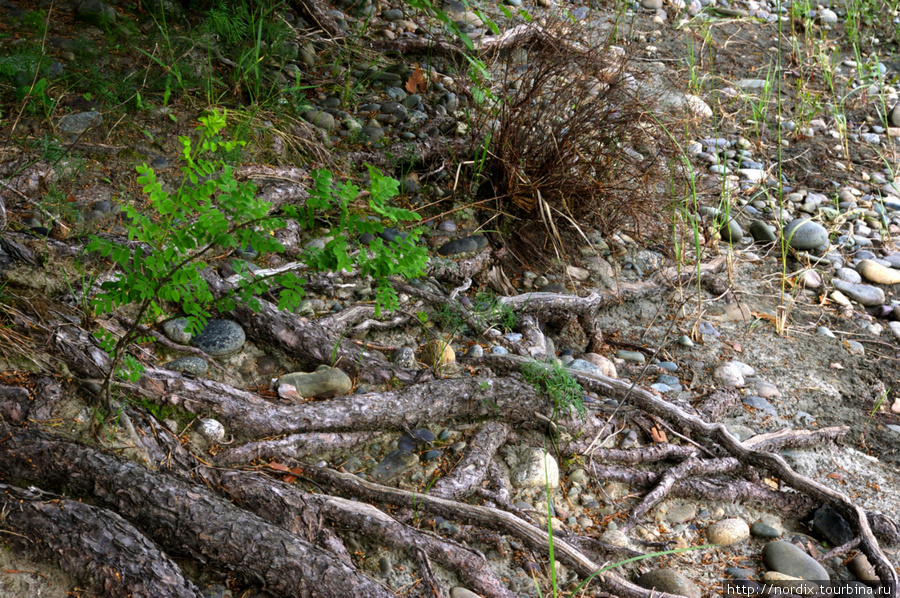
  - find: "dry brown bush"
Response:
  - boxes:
[471,17,687,261]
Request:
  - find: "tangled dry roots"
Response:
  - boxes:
[474,17,686,259]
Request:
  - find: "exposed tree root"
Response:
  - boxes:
[621,457,741,532]
[0,483,203,598]
[215,431,389,466]
[431,421,510,500]
[0,427,396,598]
[204,468,519,598]
[288,461,689,598]
[425,246,500,284]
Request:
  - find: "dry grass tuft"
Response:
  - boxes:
[471,16,686,261]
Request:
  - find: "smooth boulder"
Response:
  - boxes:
[857,259,900,285]
[762,541,830,582]
[832,279,885,306]
[783,218,828,250]
[278,366,353,398]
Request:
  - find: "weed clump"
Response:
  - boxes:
[472,18,685,260]
[521,359,584,421]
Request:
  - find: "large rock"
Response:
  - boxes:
[164,356,208,376]
[162,317,192,344]
[511,448,559,489]
[857,260,900,285]
[437,235,488,256]
[762,541,830,583]
[810,506,854,546]
[58,111,103,138]
[749,220,777,244]
[191,319,245,356]
[371,449,419,483]
[713,361,754,388]
[707,518,750,545]
[76,0,117,26]
[302,109,335,131]
[278,366,353,398]
[832,279,885,306]
[783,218,828,250]
[635,569,701,598]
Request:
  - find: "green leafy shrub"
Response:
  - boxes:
[87,109,425,395]
[521,360,585,421]
[88,109,305,386]
[303,165,427,316]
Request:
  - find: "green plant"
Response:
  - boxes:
[22,10,48,36]
[521,360,584,422]
[202,0,293,104]
[88,109,306,408]
[303,166,427,316]
[862,386,891,444]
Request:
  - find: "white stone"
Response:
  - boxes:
[818,8,838,24]
[714,361,754,388]
[684,94,712,118]
[707,518,750,545]
[512,448,560,489]
[739,168,767,182]
[888,321,900,341]
[566,265,591,281]
[198,418,225,442]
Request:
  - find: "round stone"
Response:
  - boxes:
[191,319,246,356]
[511,448,559,489]
[719,219,743,243]
[371,450,419,483]
[857,259,900,285]
[466,344,484,358]
[616,350,645,364]
[783,218,828,250]
[392,346,417,369]
[706,518,750,545]
[751,522,783,538]
[58,111,103,137]
[164,356,208,376]
[422,449,443,461]
[835,267,862,283]
[437,235,488,256]
[198,418,225,442]
[302,109,335,131]
[162,317,192,344]
[278,367,353,398]
[762,541,830,582]
[636,569,701,598]
[888,104,900,128]
[749,220,777,243]
[714,361,753,388]
[360,125,384,143]
[832,280,885,306]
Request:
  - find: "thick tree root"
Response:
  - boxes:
[215,430,389,465]
[204,468,519,598]
[289,461,689,598]
[0,427,396,598]
[50,328,549,440]
[472,353,900,592]
[139,367,546,438]
[0,483,203,598]
[431,421,510,500]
